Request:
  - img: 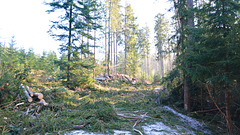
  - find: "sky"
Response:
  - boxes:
[0,0,173,58]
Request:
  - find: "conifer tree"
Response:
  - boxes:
[46,0,101,88]
[137,26,150,78]
[154,13,169,79]
[124,4,139,77]
[185,0,240,133]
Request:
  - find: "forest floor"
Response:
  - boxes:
[0,80,220,134]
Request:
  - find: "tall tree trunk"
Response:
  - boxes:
[222,0,232,132]
[225,89,232,134]
[0,44,1,73]
[67,1,73,87]
[87,29,90,59]
[184,0,194,111]
[168,53,171,71]
[93,10,96,78]
[81,35,83,59]
[201,88,204,111]
[116,32,118,74]
[160,51,164,79]
[124,5,127,75]
[113,32,116,74]
[107,0,112,76]
[105,12,108,73]
[146,55,149,79]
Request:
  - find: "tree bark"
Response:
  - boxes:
[113,32,116,74]
[184,0,194,111]
[225,90,232,134]
[105,11,108,73]
[116,32,118,74]
[124,4,127,75]
[160,51,164,79]
[67,1,73,87]
[201,88,203,111]
[107,0,112,76]
[20,84,33,102]
[25,85,33,97]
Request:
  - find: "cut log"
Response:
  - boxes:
[25,85,33,97]
[33,92,44,99]
[20,84,33,102]
[38,99,48,106]
[95,77,108,81]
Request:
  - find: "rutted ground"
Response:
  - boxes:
[64,85,211,135]
[65,105,210,135]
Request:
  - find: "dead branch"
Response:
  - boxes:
[26,103,36,115]
[115,114,142,120]
[206,82,240,132]
[38,99,49,106]
[132,119,143,135]
[73,122,90,129]
[192,107,225,113]
[13,102,24,111]
[37,105,42,113]
[115,113,144,135]
[133,128,143,135]
[206,82,226,117]
[133,119,141,128]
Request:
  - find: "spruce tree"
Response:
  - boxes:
[154,13,169,80]
[124,4,140,77]
[137,26,150,79]
[184,0,240,133]
[46,0,101,88]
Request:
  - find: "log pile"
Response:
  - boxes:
[95,73,134,83]
[94,73,152,85]
[20,84,48,106]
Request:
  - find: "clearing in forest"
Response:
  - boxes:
[1,83,211,135]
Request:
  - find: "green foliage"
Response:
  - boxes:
[46,0,102,88]
[0,44,25,105]
[137,26,150,59]
[154,13,169,59]
[124,4,141,77]
[162,68,184,106]
[167,0,240,133]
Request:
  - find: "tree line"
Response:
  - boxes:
[164,0,240,134]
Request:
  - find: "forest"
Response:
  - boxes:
[0,0,239,134]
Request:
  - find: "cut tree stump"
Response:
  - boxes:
[33,92,44,99]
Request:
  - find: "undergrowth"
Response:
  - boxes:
[0,80,222,134]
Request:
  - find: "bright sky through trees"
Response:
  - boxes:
[0,0,172,57]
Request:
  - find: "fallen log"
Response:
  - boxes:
[33,92,44,99]
[25,85,34,97]
[72,122,90,129]
[94,77,108,81]
[20,84,33,102]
